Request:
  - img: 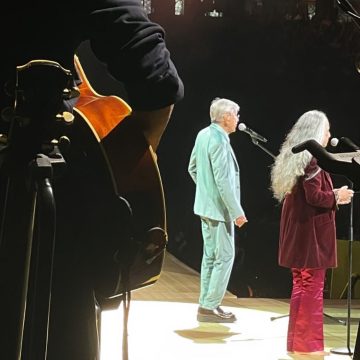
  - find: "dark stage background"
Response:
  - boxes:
[78,1,360,298]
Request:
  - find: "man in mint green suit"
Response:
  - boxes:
[188,98,247,323]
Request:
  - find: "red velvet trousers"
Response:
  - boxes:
[287,268,326,352]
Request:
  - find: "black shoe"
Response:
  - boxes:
[197,307,237,323]
[216,306,235,318]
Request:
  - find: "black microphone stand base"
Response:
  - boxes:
[330,346,353,356]
[270,314,288,321]
[324,312,347,325]
[270,312,346,325]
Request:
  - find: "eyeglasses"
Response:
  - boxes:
[226,112,240,119]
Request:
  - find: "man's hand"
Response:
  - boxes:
[235,215,248,228]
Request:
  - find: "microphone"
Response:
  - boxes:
[330,137,360,152]
[238,123,267,143]
[330,137,339,147]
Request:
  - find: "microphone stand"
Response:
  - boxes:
[249,137,276,160]
[330,181,355,356]
[244,134,347,325]
[333,1,360,352]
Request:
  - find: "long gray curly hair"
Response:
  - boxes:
[270,110,329,202]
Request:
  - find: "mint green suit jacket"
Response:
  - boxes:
[188,123,245,222]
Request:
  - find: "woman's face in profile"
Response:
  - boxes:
[321,122,331,147]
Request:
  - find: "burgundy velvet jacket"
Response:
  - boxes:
[279,159,337,269]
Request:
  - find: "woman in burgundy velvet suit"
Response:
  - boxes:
[270,110,354,355]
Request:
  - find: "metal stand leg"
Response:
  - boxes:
[270,312,346,324]
[330,185,355,356]
[18,155,61,360]
[324,312,346,325]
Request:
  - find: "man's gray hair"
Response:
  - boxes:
[210,98,239,123]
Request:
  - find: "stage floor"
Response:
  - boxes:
[100,252,360,360]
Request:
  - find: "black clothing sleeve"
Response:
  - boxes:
[84,0,184,110]
[0,0,183,112]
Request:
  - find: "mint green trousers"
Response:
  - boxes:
[199,217,235,310]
